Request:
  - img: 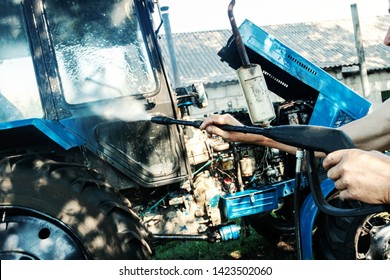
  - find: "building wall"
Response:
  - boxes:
[189,69,390,119]
[189,83,247,118]
[328,68,390,109]
[189,82,283,118]
[342,71,390,109]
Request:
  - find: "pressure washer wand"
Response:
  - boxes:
[151,116,204,129]
[150,115,355,153]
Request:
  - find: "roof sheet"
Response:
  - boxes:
[159,15,390,86]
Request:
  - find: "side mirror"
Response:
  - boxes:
[192,83,208,109]
[175,83,208,109]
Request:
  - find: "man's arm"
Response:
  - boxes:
[340,98,390,152]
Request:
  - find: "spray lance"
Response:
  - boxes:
[150,115,390,217]
[151,115,353,154]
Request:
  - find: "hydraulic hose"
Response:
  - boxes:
[294,149,304,259]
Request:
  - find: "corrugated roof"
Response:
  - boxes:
[262,16,390,70]
[159,15,390,87]
[159,29,236,86]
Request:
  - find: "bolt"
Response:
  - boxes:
[194,210,203,217]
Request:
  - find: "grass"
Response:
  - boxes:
[151,227,297,260]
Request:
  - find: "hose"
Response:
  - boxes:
[294,149,304,259]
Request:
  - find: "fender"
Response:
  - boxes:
[0,118,85,150]
[300,178,335,259]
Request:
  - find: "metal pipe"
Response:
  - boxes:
[351,4,370,98]
[161,6,181,89]
[228,0,250,67]
[228,0,276,125]
[152,234,209,241]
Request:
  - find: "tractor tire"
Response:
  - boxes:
[248,213,295,244]
[248,197,296,244]
[0,154,152,260]
[316,193,390,260]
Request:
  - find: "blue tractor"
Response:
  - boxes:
[0,0,389,260]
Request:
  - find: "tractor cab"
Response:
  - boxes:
[0,0,188,188]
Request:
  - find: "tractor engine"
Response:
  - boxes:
[136,100,314,241]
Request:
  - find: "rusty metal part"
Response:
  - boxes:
[228,0,250,67]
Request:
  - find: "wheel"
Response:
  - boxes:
[316,193,390,260]
[248,212,295,244]
[248,198,296,244]
[0,154,152,260]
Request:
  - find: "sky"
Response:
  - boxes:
[157,0,389,33]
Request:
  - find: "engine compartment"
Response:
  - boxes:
[127,101,314,241]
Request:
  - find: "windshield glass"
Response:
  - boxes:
[44,0,157,104]
[0,0,43,122]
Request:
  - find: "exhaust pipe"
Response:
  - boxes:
[228,0,275,126]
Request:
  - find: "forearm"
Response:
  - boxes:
[341,123,386,151]
[214,128,299,154]
[340,100,390,151]
[259,137,299,154]
[199,114,297,152]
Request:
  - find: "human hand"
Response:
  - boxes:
[323,149,390,205]
[199,114,247,142]
[199,114,299,153]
